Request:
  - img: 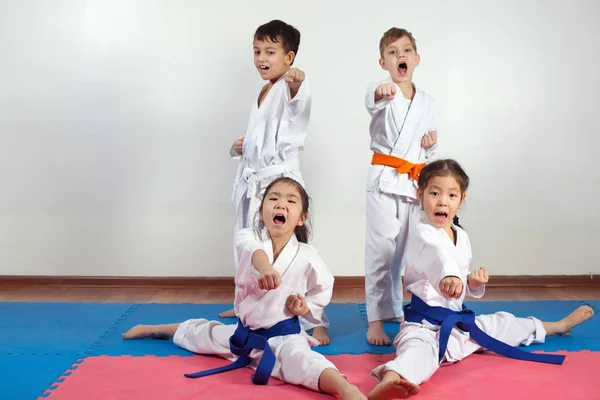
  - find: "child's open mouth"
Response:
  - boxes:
[398,62,407,76]
[259,65,270,73]
[273,214,286,225]
[434,211,448,223]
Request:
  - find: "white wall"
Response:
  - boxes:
[1,0,598,277]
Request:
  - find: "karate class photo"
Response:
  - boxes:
[0,0,598,399]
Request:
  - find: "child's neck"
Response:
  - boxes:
[270,232,293,262]
[443,225,457,245]
[396,81,415,100]
[270,68,290,85]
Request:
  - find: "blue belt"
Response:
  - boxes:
[184,316,301,385]
[403,295,565,365]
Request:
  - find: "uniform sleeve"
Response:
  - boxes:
[423,101,438,162]
[464,235,485,298]
[414,224,465,293]
[276,79,311,157]
[301,251,334,325]
[365,80,391,115]
[234,229,265,283]
[229,136,244,159]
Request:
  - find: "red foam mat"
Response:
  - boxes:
[42,351,599,399]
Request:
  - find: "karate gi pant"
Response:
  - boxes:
[365,190,421,322]
[371,312,546,385]
[175,318,337,391]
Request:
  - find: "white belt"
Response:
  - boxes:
[232,158,301,205]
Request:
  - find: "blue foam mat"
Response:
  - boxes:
[0,355,80,400]
[0,302,134,356]
[92,301,600,356]
[95,303,233,356]
[0,301,597,359]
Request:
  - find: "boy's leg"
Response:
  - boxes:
[271,336,365,399]
[365,191,401,345]
[389,199,419,321]
[220,195,253,319]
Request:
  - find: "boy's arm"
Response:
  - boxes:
[230,136,244,159]
[366,81,392,115]
[277,74,311,153]
[423,106,438,162]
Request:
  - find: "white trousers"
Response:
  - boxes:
[174,318,337,391]
[365,190,420,322]
[371,312,546,385]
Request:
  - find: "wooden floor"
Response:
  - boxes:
[1,285,598,303]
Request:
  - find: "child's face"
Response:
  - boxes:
[379,36,420,85]
[260,181,306,239]
[253,37,294,81]
[418,175,465,230]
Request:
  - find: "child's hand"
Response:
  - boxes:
[231,137,244,156]
[439,276,463,299]
[375,83,396,101]
[258,267,281,290]
[421,131,437,149]
[285,68,305,90]
[286,294,310,316]
[467,268,489,288]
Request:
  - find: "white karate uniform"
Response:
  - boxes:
[174,228,337,391]
[371,213,547,385]
[230,72,311,236]
[364,77,437,322]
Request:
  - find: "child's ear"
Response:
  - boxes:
[460,192,467,206]
[415,53,421,67]
[379,58,387,70]
[417,188,424,205]
[285,51,295,66]
[297,213,307,226]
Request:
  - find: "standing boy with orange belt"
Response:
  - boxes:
[364,28,439,346]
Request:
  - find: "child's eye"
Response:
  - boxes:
[450,194,457,198]
[430,191,439,196]
[389,50,396,55]
[405,48,412,52]
[288,200,296,204]
[269,197,277,201]
[254,51,260,55]
[267,51,275,55]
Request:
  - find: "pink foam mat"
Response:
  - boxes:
[42,351,599,399]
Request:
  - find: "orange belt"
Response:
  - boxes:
[371,153,425,181]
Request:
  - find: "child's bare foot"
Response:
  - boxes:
[339,384,368,400]
[544,305,595,336]
[122,325,158,339]
[219,308,236,318]
[312,326,331,346]
[367,321,391,346]
[368,371,420,400]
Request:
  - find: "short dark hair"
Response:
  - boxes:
[254,20,301,63]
